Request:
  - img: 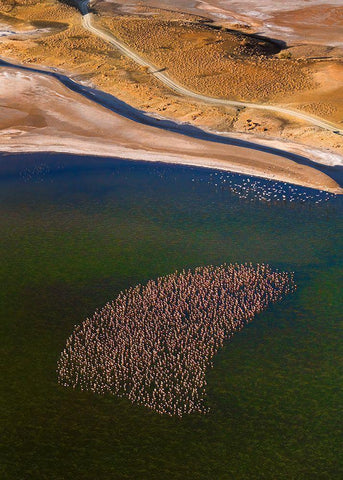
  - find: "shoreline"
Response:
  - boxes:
[0,63,342,194]
[1,138,341,194]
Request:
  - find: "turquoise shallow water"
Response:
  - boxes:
[1,153,342,479]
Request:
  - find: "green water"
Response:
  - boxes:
[1,153,342,479]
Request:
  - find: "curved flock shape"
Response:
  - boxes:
[57,264,296,416]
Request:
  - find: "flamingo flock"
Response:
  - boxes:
[204,172,336,204]
[57,263,296,416]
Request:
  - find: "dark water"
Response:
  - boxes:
[1,152,342,480]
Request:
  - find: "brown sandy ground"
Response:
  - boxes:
[117,1,343,46]
[0,0,342,164]
[269,4,343,46]
[99,11,313,102]
[95,3,343,123]
[0,67,341,193]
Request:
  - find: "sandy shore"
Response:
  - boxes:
[0,67,341,193]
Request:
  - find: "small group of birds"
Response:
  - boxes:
[193,171,336,204]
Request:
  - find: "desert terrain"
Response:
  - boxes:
[2,66,341,192]
[0,0,342,187]
[107,0,343,46]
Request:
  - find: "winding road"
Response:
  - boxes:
[80,6,343,136]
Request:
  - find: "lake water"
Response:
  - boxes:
[1,152,342,479]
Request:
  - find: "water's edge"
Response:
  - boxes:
[1,58,342,187]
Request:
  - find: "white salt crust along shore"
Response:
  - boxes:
[0,67,341,193]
